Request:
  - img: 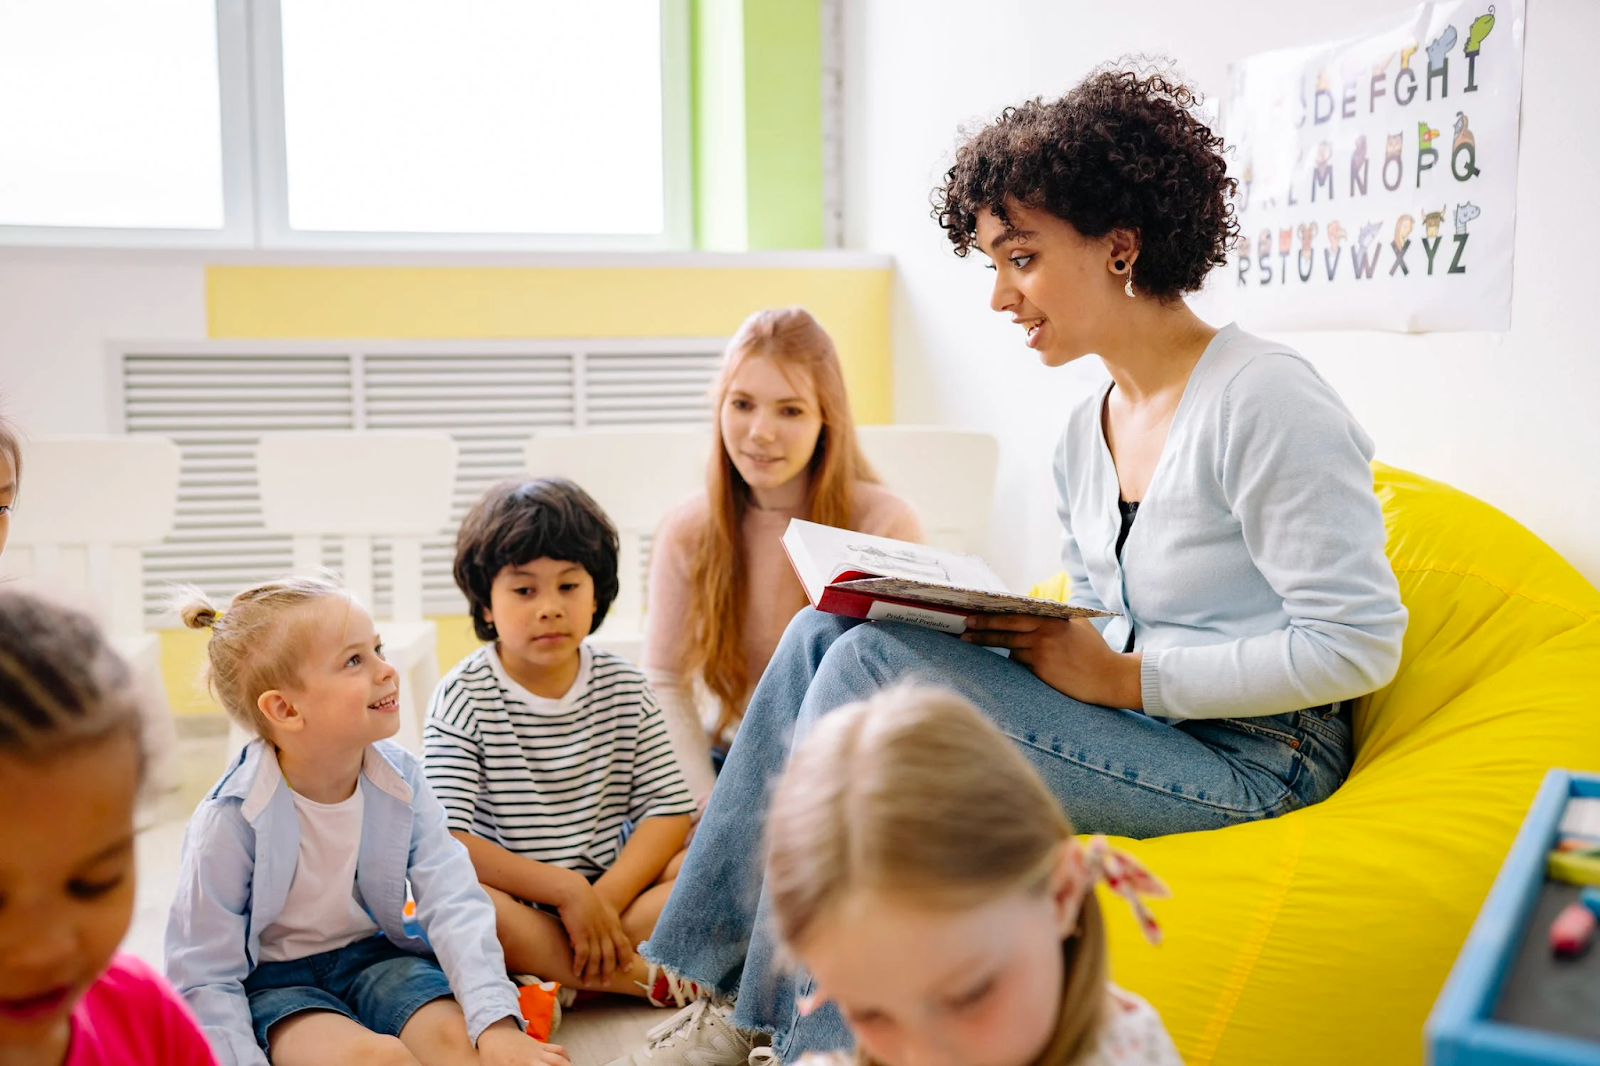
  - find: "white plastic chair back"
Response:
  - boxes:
[2,435,180,636]
[255,431,458,622]
[858,426,999,553]
[1,435,182,800]
[524,427,713,654]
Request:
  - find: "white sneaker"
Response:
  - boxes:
[603,999,756,1066]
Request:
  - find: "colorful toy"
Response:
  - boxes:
[1551,902,1596,957]
[1583,885,1600,916]
[1547,848,1600,886]
[1554,836,1600,853]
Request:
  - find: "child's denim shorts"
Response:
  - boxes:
[243,934,455,1051]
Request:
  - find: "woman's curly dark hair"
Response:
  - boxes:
[933,61,1238,301]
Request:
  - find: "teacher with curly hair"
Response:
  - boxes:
[605,63,1408,1066]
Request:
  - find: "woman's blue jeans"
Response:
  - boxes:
[642,609,1352,1060]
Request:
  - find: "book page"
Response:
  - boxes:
[785,519,1008,592]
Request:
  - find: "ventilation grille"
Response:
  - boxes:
[119,342,721,620]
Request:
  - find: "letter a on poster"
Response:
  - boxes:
[1220,0,1524,332]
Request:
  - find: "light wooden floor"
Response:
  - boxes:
[125,730,674,1066]
[551,998,663,1064]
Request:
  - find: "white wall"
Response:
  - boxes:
[846,0,1599,590]
[0,253,208,435]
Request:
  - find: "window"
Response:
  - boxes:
[0,0,247,242]
[0,0,688,248]
[273,0,666,236]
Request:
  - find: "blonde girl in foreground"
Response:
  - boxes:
[761,686,1182,1066]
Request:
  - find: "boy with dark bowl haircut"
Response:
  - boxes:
[423,478,702,1009]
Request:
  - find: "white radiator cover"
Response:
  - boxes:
[112,339,723,621]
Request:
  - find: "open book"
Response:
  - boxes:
[781,519,1114,635]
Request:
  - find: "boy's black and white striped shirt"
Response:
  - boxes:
[423,643,696,879]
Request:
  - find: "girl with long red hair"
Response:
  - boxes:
[644,308,922,799]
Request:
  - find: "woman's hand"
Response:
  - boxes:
[961,615,1143,709]
[555,874,634,983]
[477,1018,572,1066]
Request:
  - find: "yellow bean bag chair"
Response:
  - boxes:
[1030,463,1600,1066]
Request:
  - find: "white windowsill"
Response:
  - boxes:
[0,246,895,269]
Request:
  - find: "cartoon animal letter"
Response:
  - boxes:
[1454,201,1481,234]
[1297,222,1318,281]
[1257,228,1274,285]
[1427,25,1458,69]
[1463,6,1496,91]
[1312,141,1335,201]
[1390,215,1416,276]
[1452,111,1482,179]
[1383,132,1405,191]
[1352,221,1384,278]
[1421,207,1449,274]
[1350,134,1370,196]
[1426,25,1458,99]
[1417,122,1441,187]
[1465,7,1496,56]
[1323,221,1348,280]
[1298,222,1319,253]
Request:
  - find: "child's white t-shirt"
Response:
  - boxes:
[256,787,378,963]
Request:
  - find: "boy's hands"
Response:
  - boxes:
[478,1018,571,1066]
[555,872,635,983]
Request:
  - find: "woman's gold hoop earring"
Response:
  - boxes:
[1125,275,1136,298]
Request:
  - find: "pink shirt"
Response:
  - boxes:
[645,481,923,777]
[65,954,215,1066]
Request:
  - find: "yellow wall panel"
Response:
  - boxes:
[206,265,893,422]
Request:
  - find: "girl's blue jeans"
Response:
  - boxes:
[642,609,1352,1060]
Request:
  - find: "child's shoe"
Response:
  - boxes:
[641,961,709,1007]
[511,975,564,1040]
[603,999,758,1066]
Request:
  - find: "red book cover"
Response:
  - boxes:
[781,519,1111,636]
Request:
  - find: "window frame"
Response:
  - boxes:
[0,0,256,249]
[0,0,692,251]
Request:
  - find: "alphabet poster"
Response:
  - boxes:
[1221,0,1524,332]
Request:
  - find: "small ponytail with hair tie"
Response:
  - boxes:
[171,584,220,630]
